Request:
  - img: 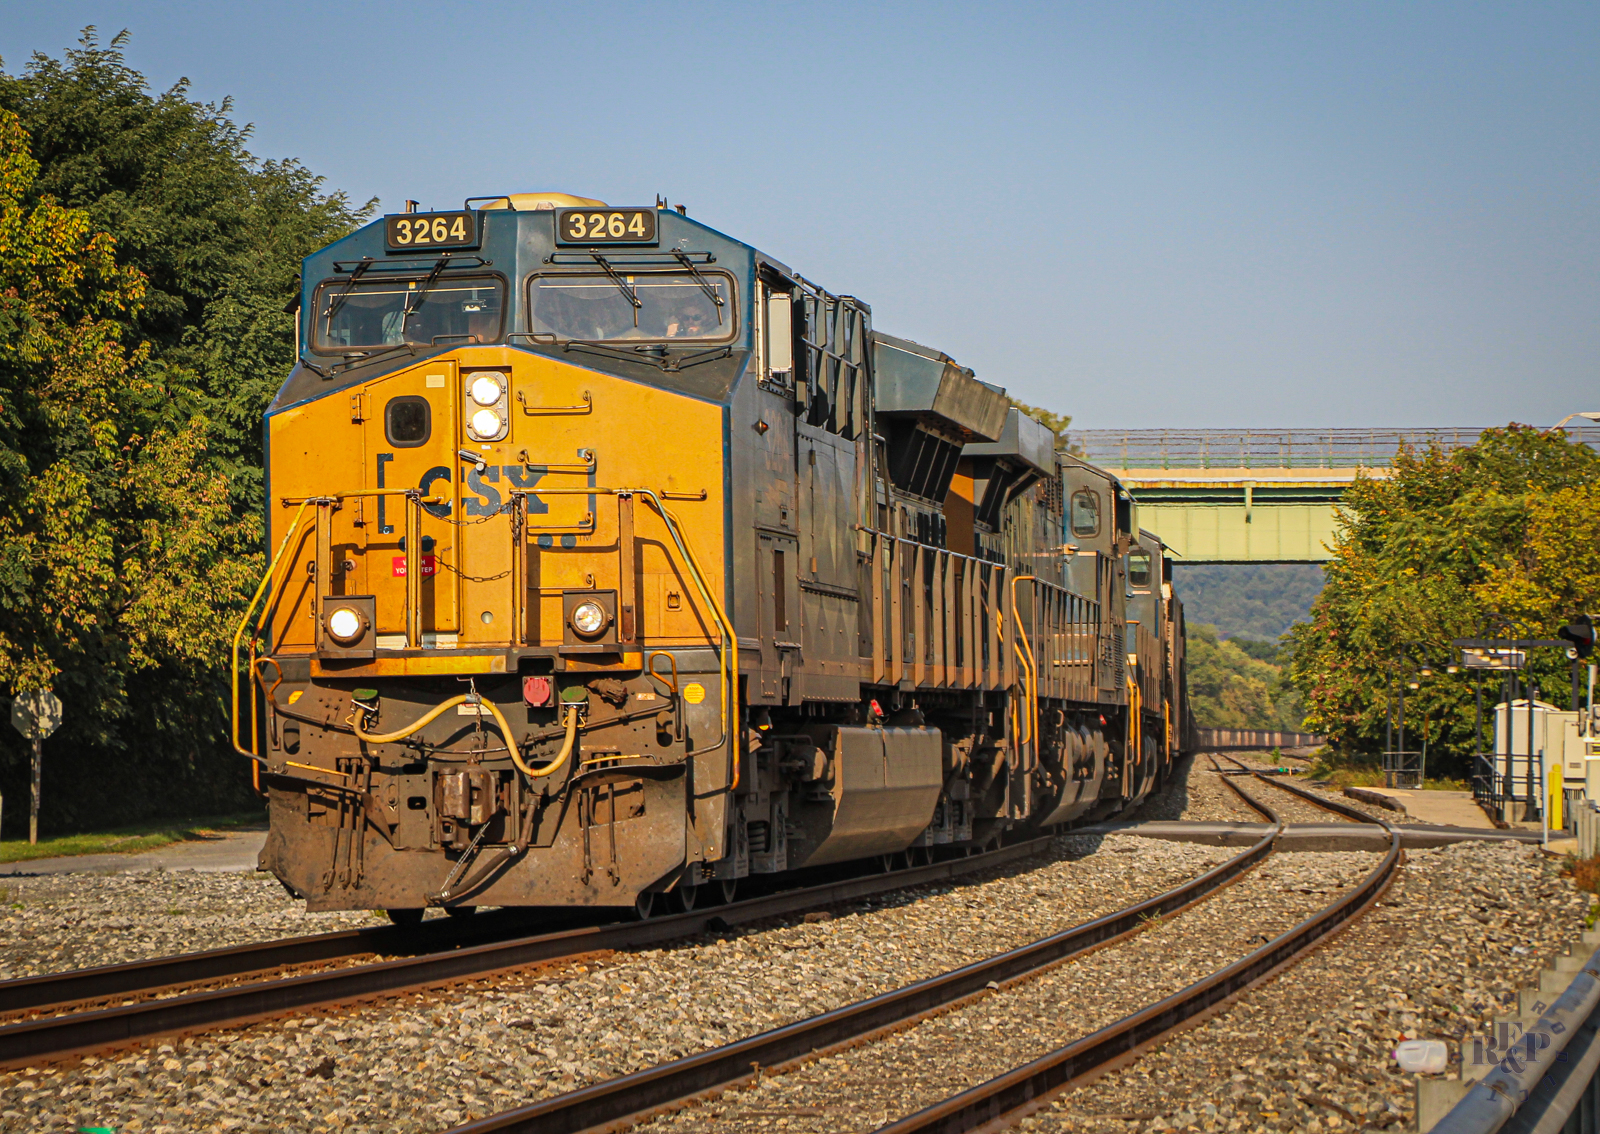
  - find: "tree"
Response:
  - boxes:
[0,29,372,508]
[1185,624,1304,730]
[1287,425,1600,775]
[0,32,371,832]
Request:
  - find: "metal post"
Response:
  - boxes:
[1398,681,1406,784]
[1529,684,1540,821]
[29,735,41,845]
[1580,658,1593,738]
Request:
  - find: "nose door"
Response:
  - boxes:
[362,361,461,645]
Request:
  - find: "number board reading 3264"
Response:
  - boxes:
[385,211,478,252]
[556,208,658,245]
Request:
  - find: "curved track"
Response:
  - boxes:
[1214,753,1381,824]
[445,758,1401,1134]
[442,824,1284,1134]
[0,837,1069,1070]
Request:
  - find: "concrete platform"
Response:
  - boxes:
[1348,787,1497,829]
[1074,820,1543,852]
[0,824,269,876]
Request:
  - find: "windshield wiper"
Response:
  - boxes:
[322,259,373,324]
[672,251,726,322]
[402,256,451,321]
[590,254,642,326]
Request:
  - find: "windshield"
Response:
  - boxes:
[528,272,733,342]
[312,274,504,352]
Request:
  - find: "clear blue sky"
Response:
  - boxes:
[2,1,1595,429]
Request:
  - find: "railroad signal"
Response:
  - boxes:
[1558,615,1595,660]
[9,689,62,846]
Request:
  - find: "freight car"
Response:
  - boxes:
[236,193,1190,920]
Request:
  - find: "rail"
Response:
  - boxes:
[447,826,1282,1134]
[0,836,1054,1070]
[1066,425,1600,471]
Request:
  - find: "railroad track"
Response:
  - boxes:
[0,836,1065,1070]
[445,764,1399,1134]
[1214,752,1381,824]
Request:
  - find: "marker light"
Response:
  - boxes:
[469,374,503,406]
[327,606,364,644]
[571,601,607,637]
[470,408,503,438]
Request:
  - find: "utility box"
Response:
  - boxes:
[1495,699,1583,811]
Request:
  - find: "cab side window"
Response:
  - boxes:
[1128,550,1152,588]
[1070,489,1101,538]
[386,396,431,447]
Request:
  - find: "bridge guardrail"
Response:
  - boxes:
[1066,426,1600,471]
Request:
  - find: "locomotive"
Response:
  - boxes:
[237,192,1190,919]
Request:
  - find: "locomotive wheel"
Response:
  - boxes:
[444,905,477,919]
[913,845,935,867]
[632,891,656,921]
[717,878,738,904]
[385,909,424,928]
[669,883,699,913]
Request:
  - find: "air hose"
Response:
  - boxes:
[352,696,580,780]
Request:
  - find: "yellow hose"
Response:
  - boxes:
[352,696,580,779]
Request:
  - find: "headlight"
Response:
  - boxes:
[468,374,503,406]
[326,606,365,644]
[470,408,503,437]
[571,601,607,637]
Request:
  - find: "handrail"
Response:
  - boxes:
[503,484,737,788]
[1009,575,1040,773]
[231,499,314,768]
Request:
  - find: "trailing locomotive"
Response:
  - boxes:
[237,193,1190,919]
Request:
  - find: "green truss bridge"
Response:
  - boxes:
[1065,426,1600,564]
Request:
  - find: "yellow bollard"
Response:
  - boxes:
[1551,763,1564,832]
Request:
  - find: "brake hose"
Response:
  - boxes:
[352,696,580,779]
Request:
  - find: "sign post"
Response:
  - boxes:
[10,690,63,845]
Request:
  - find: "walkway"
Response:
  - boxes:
[0,824,269,876]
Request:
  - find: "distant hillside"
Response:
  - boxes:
[1185,623,1306,730]
[1170,563,1325,643]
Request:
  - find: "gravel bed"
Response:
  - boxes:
[1222,754,1397,824]
[1232,775,1354,825]
[0,872,386,981]
[1178,766,1268,824]
[1040,839,1590,1132]
[638,850,1380,1133]
[1109,756,1259,825]
[0,833,1235,1132]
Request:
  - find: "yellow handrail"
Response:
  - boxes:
[1009,575,1040,773]
[231,499,313,766]
[634,490,738,789]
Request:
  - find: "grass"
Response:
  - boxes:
[0,810,266,865]
[1301,754,1467,792]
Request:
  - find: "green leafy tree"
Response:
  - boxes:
[1185,624,1304,730]
[0,32,372,833]
[0,29,373,507]
[1287,425,1600,776]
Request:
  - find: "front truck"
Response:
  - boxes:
[247,200,743,915]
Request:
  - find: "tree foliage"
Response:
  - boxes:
[0,32,369,833]
[1185,624,1304,730]
[1287,426,1600,776]
[0,29,372,506]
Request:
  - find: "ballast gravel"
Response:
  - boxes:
[0,834,1228,1133]
[0,871,382,981]
[1040,839,1589,1133]
[638,851,1382,1133]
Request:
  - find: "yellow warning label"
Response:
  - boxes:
[288,690,304,705]
[682,682,706,705]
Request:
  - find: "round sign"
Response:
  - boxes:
[11,689,63,740]
[682,682,706,705]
